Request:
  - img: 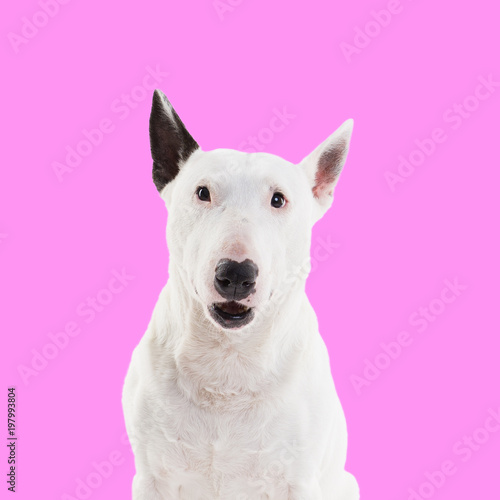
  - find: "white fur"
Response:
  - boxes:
[123,122,359,499]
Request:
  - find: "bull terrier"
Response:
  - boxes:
[122,90,359,500]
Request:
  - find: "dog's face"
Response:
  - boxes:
[165,149,314,330]
[150,90,353,331]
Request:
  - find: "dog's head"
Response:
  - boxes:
[150,90,353,331]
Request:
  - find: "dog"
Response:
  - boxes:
[122,89,359,500]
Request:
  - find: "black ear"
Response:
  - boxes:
[149,90,200,192]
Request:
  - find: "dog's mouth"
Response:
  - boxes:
[208,301,254,329]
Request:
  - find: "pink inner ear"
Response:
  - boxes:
[312,143,346,199]
[312,177,334,199]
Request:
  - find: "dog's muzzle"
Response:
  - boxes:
[209,259,258,329]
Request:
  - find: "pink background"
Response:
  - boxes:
[2,0,500,498]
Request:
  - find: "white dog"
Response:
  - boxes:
[122,90,359,500]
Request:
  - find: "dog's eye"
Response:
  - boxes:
[196,186,211,202]
[271,192,286,208]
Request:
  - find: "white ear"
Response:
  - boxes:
[300,119,353,218]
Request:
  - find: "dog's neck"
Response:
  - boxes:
[156,264,314,409]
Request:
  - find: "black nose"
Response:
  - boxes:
[214,259,258,301]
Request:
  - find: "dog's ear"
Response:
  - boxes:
[149,89,200,192]
[300,119,353,217]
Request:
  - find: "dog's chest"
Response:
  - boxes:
[148,381,299,497]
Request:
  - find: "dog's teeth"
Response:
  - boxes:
[217,302,249,315]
